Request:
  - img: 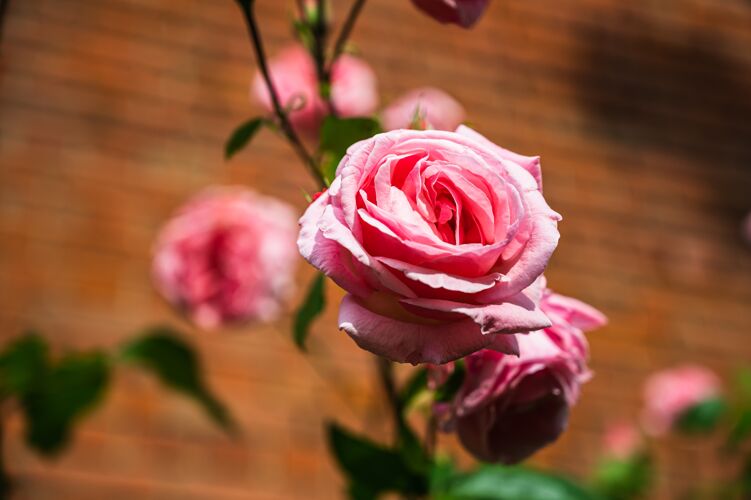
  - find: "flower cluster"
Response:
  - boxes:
[153,0,613,472]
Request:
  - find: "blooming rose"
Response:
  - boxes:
[298,126,560,364]
[152,187,298,330]
[381,87,466,131]
[252,45,378,136]
[411,0,491,28]
[447,287,606,463]
[603,421,642,460]
[641,365,722,436]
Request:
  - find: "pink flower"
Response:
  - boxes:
[152,187,298,330]
[381,87,466,131]
[641,365,722,436]
[252,45,378,136]
[298,126,561,364]
[330,55,379,119]
[743,212,751,246]
[603,421,642,460]
[448,287,606,464]
[411,0,491,28]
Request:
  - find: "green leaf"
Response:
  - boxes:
[444,465,598,500]
[293,273,326,351]
[430,456,459,496]
[592,454,653,500]
[21,351,110,454]
[434,360,466,403]
[225,117,266,159]
[120,328,233,432]
[319,116,382,184]
[727,410,751,451]
[327,422,428,498]
[675,397,727,434]
[0,333,48,396]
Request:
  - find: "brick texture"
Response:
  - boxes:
[1,0,750,498]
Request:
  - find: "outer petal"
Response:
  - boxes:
[456,125,543,191]
[298,191,374,298]
[402,279,551,334]
[543,292,608,332]
[338,294,513,364]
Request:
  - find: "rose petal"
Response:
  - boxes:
[338,294,508,364]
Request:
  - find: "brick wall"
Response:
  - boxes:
[1,0,750,498]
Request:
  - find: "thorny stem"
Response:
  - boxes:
[234,0,326,187]
[0,408,11,498]
[329,0,367,65]
[311,0,327,84]
[376,356,402,444]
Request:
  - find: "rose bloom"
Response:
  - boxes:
[411,0,491,28]
[447,287,606,464]
[381,87,466,131]
[603,421,642,460]
[252,45,378,136]
[152,187,298,330]
[641,365,722,436]
[298,126,560,364]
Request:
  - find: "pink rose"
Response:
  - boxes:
[298,126,561,364]
[381,87,466,131]
[447,287,606,463]
[252,45,378,136]
[603,421,642,460]
[411,0,491,28]
[152,187,298,330]
[641,365,722,436]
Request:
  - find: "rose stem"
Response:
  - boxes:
[376,356,404,443]
[330,0,367,64]
[0,408,10,497]
[234,0,326,188]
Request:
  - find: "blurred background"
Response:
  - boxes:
[1,0,750,498]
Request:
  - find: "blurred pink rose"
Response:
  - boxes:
[743,212,751,246]
[252,45,378,136]
[381,87,466,131]
[603,421,642,460]
[641,365,722,436]
[411,0,491,28]
[448,286,606,463]
[298,126,561,364]
[330,54,379,119]
[152,187,298,330]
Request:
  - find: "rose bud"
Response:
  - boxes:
[411,0,491,28]
[381,87,466,131]
[252,45,378,137]
[152,187,298,330]
[298,126,560,364]
[448,286,606,464]
[641,365,722,436]
[603,421,642,460]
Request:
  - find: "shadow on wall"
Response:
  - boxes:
[571,10,751,223]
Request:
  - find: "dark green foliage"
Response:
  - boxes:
[327,422,429,499]
[120,328,233,431]
[319,116,382,184]
[675,397,727,434]
[293,273,326,351]
[592,454,653,500]
[434,463,600,500]
[225,117,266,159]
